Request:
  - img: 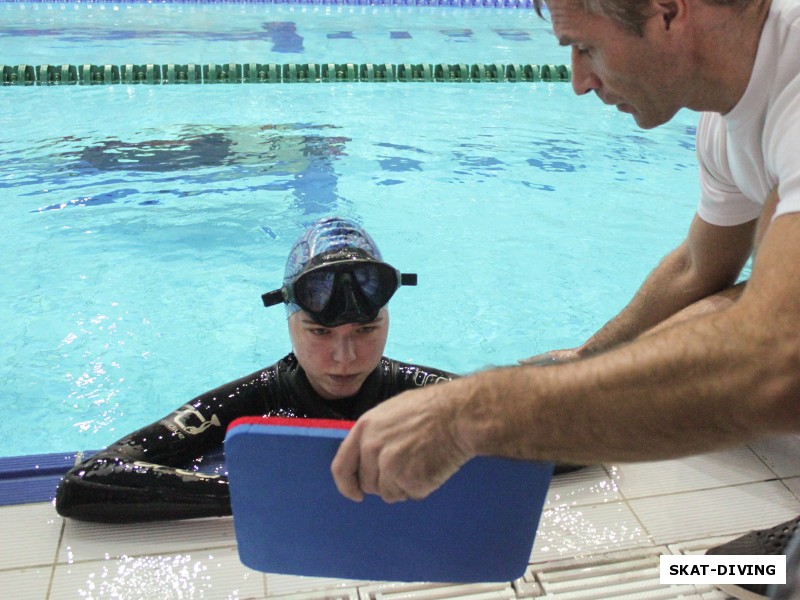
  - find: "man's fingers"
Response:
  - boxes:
[332,420,416,504]
[376,482,410,504]
[332,388,467,505]
[331,429,364,502]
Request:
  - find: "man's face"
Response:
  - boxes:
[288,309,389,400]
[549,0,684,129]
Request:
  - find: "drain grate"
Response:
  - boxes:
[518,547,729,599]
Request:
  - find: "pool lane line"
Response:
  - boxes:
[2,62,572,85]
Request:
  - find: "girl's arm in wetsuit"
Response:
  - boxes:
[55,358,458,523]
[390,360,457,391]
[55,369,270,523]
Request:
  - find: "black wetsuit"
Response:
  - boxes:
[55,353,454,523]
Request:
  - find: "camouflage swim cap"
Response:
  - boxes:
[282,217,383,317]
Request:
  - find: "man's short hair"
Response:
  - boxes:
[532,0,755,37]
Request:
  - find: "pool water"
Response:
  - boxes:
[2,1,565,66]
[1,3,702,457]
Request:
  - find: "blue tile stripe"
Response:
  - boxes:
[0,449,227,507]
[0,451,82,506]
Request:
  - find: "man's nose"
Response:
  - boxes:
[571,49,601,96]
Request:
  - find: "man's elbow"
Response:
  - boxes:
[747,327,800,433]
[765,344,800,429]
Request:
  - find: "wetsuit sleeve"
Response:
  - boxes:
[55,368,273,523]
[389,360,458,393]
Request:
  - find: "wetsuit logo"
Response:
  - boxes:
[412,371,449,387]
[172,406,222,436]
[132,461,222,482]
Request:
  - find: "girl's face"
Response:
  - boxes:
[289,309,389,400]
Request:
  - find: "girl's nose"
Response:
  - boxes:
[331,334,357,364]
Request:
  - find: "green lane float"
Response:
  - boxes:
[1,62,572,86]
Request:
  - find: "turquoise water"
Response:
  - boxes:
[2,2,562,65]
[0,3,701,457]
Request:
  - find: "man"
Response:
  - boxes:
[55,216,454,522]
[330,0,800,596]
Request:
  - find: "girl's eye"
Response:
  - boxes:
[310,328,329,336]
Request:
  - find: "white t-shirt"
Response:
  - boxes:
[696,0,800,225]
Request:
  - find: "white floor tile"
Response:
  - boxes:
[750,435,800,477]
[0,566,53,600]
[782,476,800,503]
[613,446,775,499]
[357,582,517,599]
[4,446,800,600]
[357,581,509,600]
[0,502,62,570]
[546,466,621,508]
[50,546,265,600]
[58,515,236,563]
[265,572,367,597]
[531,500,654,562]
[525,547,727,599]
[265,588,358,600]
[629,479,800,544]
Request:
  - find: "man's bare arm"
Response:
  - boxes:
[467,211,800,462]
[521,214,756,365]
[333,211,799,502]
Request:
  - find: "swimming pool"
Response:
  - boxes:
[1,1,701,463]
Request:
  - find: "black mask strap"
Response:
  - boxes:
[261,289,285,307]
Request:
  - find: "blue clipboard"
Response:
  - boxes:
[226,416,552,583]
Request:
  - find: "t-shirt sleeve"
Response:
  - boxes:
[766,74,800,220]
[696,112,764,226]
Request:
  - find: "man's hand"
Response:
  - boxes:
[518,348,581,366]
[331,382,473,503]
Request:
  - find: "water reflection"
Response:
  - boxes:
[23,123,349,216]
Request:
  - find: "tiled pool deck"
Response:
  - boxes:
[2,436,799,599]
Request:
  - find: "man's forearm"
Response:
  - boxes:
[459,299,799,465]
[579,244,714,354]
[580,211,757,356]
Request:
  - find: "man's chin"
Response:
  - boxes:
[626,106,675,130]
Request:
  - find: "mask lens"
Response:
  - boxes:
[294,270,335,312]
[292,262,401,325]
[353,264,380,299]
[353,264,397,308]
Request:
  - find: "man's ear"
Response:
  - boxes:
[651,0,684,30]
